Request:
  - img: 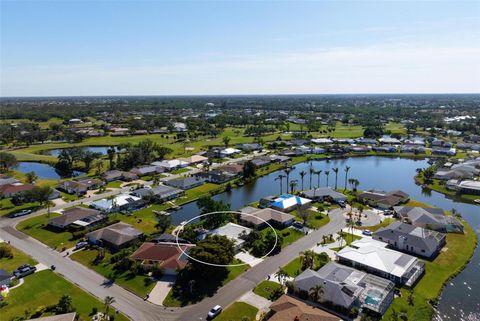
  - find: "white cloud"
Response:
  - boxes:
[1,43,479,96]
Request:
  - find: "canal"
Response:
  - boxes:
[171,156,479,320]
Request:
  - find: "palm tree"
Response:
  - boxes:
[336,233,344,248]
[309,166,314,189]
[289,179,298,194]
[314,170,322,188]
[104,296,116,315]
[325,170,330,187]
[275,267,289,285]
[332,167,339,189]
[344,166,350,190]
[222,136,231,147]
[300,250,315,270]
[275,174,286,194]
[284,167,293,192]
[25,171,38,184]
[299,170,307,191]
[308,284,324,302]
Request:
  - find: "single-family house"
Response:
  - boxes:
[58,178,104,196]
[131,185,184,203]
[0,184,35,198]
[301,187,347,203]
[178,155,208,165]
[90,193,144,212]
[130,165,160,177]
[358,190,409,209]
[269,194,312,212]
[235,143,262,152]
[220,164,244,176]
[86,222,143,250]
[239,207,294,229]
[294,262,395,314]
[48,207,105,230]
[151,159,189,171]
[373,221,446,258]
[25,312,77,321]
[336,238,425,286]
[193,170,236,184]
[165,176,206,190]
[0,176,20,186]
[103,170,138,182]
[268,295,339,321]
[199,223,252,251]
[130,242,194,275]
[394,206,464,233]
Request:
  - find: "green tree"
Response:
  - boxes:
[25,171,38,184]
[222,136,231,147]
[0,152,17,172]
[299,170,307,190]
[197,196,231,229]
[243,160,257,179]
[54,294,75,314]
[104,296,116,315]
[344,166,350,190]
[155,214,171,233]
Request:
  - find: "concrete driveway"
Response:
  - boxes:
[148,275,176,305]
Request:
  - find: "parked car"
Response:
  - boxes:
[207,305,222,319]
[362,230,373,236]
[10,209,32,218]
[292,222,304,229]
[14,265,36,278]
[74,241,88,250]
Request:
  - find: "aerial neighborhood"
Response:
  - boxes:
[0,95,478,321]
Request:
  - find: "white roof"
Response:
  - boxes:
[311,138,333,144]
[221,148,241,155]
[205,223,252,247]
[152,159,189,168]
[336,239,419,278]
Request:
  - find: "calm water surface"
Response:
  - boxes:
[171,156,479,320]
[16,162,84,179]
[45,146,112,157]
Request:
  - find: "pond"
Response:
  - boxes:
[15,162,85,180]
[44,146,113,157]
[170,156,479,320]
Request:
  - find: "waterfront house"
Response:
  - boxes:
[358,190,409,209]
[238,207,294,229]
[394,206,464,233]
[294,262,395,314]
[199,222,252,252]
[131,185,184,203]
[90,193,144,212]
[301,187,347,203]
[265,194,312,212]
[193,169,236,184]
[373,221,446,258]
[268,295,339,321]
[220,164,244,175]
[165,176,206,190]
[130,242,194,275]
[336,238,425,286]
[48,207,105,230]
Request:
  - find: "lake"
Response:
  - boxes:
[170,156,479,320]
[15,162,85,180]
[45,146,112,157]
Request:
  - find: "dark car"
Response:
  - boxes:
[14,265,36,278]
[292,222,304,229]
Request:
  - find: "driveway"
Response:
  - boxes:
[235,252,263,267]
[148,275,176,305]
[238,291,272,314]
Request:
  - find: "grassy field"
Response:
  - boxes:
[0,198,41,217]
[291,209,330,229]
[174,183,221,205]
[357,217,396,232]
[1,270,130,321]
[162,260,249,307]
[70,248,155,298]
[0,243,37,272]
[253,280,283,300]
[216,302,258,321]
[383,221,477,321]
[261,226,304,249]
[16,213,78,250]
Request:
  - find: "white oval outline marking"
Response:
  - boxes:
[175,211,278,267]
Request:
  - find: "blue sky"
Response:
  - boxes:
[1,1,479,96]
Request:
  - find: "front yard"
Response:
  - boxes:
[0,242,37,272]
[253,280,283,300]
[70,248,155,298]
[282,252,330,277]
[216,302,258,321]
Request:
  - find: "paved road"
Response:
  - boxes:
[0,208,345,321]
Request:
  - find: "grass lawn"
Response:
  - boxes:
[383,221,477,321]
[70,248,155,298]
[357,217,396,232]
[0,243,37,272]
[59,191,81,202]
[174,183,221,205]
[1,270,130,321]
[17,213,78,250]
[338,231,362,245]
[0,198,42,217]
[253,280,283,300]
[163,259,249,307]
[282,252,330,277]
[106,180,123,188]
[170,167,191,175]
[110,204,172,235]
[265,227,304,248]
[291,209,330,229]
[216,302,258,321]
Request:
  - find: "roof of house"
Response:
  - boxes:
[220,164,244,174]
[87,222,143,246]
[133,185,183,198]
[202,223,252,247]
[0,184,35,195]
[0,177,20,186]
[165,176,205,189]
[374,221,445,253]
[271,194,312,209]
[336,239,419,278]
[269,295,339,321]
[240,208,294,226]
[130,242,193,270]
[48,207,102,227]
[26,313,77,321]
[394,206,447,225]
[152,233,188,244]
[178,155,208,163]
[302,187,347,200]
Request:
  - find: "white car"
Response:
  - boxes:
[207,305,222,319]
[362,230,373,236]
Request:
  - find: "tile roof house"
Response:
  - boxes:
[268,194,312,212]
[358,190,409,209]
[58,178,104,195]
[164,176,206,190]
[48,207,105,230]
[130,242,194,275]
[301,188,347,203]
[294,262,395,314]
[336,238,425,286]
[0,184,35,198]
[268,295,339,321]
[178,155,208,165]
[239,207,294,229]
[373,221,446,258]
[220,164,244,175]
[87,222,143,250]
[394,206,464,233]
